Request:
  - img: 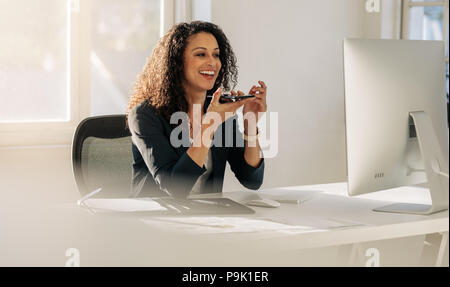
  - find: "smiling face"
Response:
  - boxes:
[182,32,222,95]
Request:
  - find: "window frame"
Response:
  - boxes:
[401,0,449,62]
[0,0,174,147]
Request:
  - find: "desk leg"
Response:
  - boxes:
[420,232,449,267]
[436,232,449,267]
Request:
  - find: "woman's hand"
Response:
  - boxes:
[242,80,267,134]
[206,87,256,127]
[242,80,267,119]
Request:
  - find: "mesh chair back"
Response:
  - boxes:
[72,115,132,197]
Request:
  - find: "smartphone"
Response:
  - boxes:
[207,94,255,103]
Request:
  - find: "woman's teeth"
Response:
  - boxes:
[200,71,214,76]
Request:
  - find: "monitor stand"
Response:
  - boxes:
[373,111,449,215]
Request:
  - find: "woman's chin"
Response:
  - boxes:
[201,80,217,91]
[201,86,215,93]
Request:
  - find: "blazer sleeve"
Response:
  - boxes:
[128,107,206,198]
[226,117,265,190]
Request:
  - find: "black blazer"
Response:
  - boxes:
[127,98,264,198]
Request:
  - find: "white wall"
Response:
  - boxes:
[209,0,376,191]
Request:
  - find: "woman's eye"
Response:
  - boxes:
[195,53,220,58]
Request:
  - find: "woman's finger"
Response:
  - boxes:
[251,87,266,97]
[231,97,255,110]
[258,80,267,89]
[252,87,265,92]
[211,87,222,104]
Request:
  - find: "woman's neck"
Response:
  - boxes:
[185,90,206,117]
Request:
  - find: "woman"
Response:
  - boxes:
[127,21,267,198]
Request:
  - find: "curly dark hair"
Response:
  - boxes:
[127,21,238,122]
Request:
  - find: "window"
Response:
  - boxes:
[0,0,172,146]
[402,0,449,104]
[0,0,69,122]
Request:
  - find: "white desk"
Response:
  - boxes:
[0,182,447,266]
[183,182,448,266]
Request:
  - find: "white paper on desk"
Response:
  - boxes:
[256,189,322,203]
[271,216,370,231]
[140,217,318,234]
[80,198,167,212]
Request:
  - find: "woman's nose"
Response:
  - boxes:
[205,54,216,64]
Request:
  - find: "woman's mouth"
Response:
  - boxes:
[199,70,215,80]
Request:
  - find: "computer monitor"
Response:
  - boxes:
[343,38,449,215]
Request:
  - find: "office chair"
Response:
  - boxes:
[72,115,132,198]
